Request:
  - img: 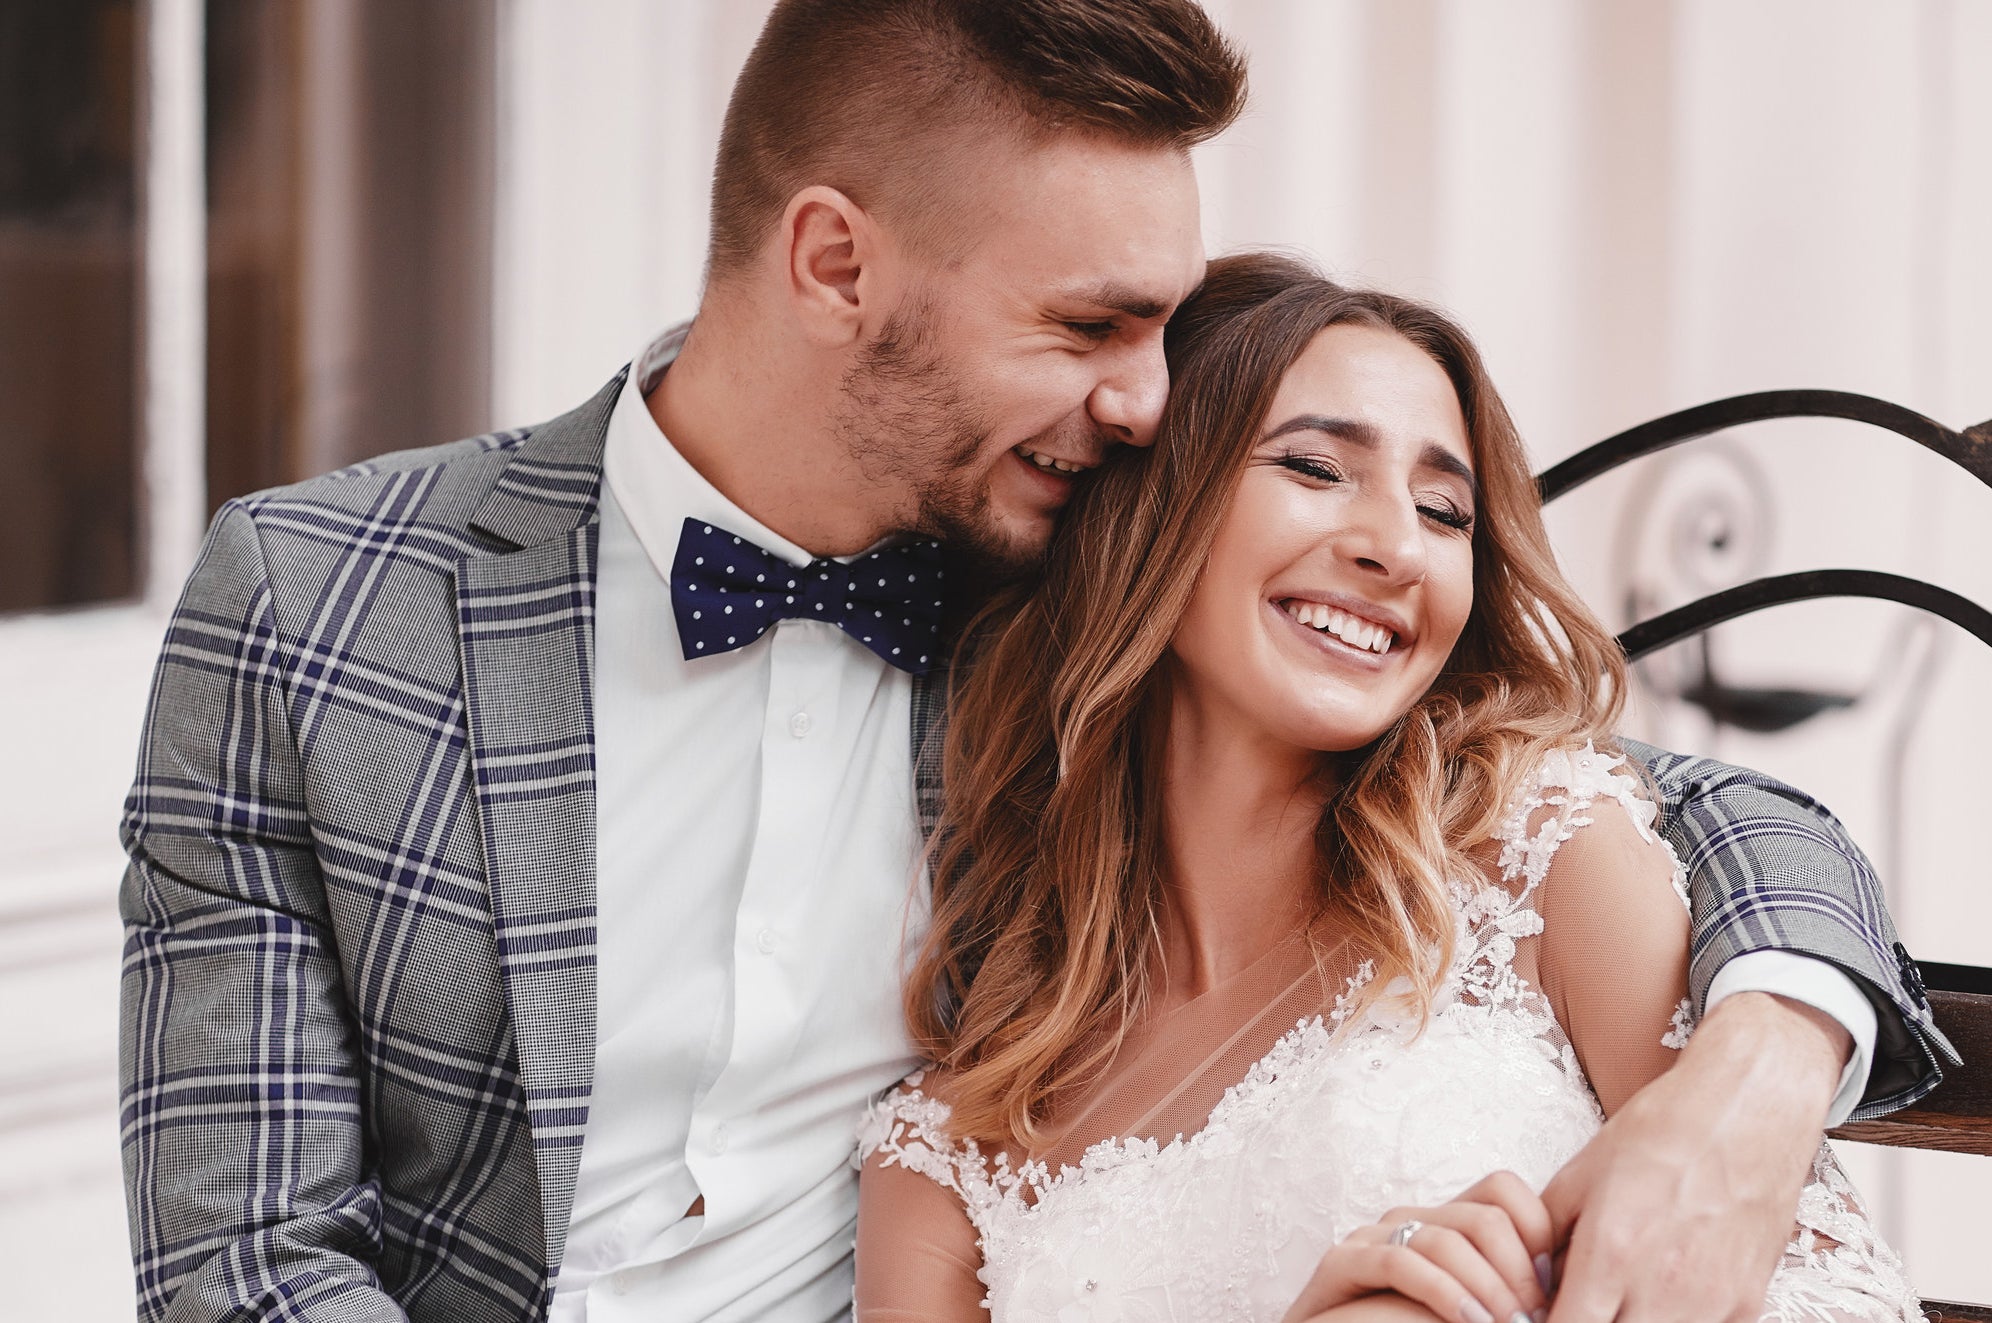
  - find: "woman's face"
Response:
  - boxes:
[1168,324,1478,758]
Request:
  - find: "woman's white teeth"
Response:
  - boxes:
[1288,601,1394,653]
[1017,447,1082,473]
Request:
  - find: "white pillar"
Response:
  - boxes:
[140,0,206,607]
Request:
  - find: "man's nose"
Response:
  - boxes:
[1087,333,1170,449]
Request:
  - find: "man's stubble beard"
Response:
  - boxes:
[836,303,1048,584]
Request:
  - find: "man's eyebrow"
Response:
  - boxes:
[1055,282,1171,320]
[1263,414,1478,492]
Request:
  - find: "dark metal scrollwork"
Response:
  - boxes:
[1600,441,1856,733]
[1542,390,1992,734]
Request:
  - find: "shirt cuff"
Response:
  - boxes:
[1705,950,1878,1128]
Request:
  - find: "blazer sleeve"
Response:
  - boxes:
[119,502,408,1322]
[1622,738,1957,1120]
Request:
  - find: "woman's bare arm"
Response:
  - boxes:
[1528,790,1693,1117]
[854,1146,987,1322]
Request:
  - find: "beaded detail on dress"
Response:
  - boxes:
[860,744,1919,1322]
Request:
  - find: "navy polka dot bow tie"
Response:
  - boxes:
[669,518,945,674]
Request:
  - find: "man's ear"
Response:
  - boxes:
[782,185,885,348]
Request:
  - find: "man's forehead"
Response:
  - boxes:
[955,134,1204,300]
[1037,233,1208,318]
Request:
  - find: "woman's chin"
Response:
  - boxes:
[1284,715,1401,758]
[1263,689,1416,756]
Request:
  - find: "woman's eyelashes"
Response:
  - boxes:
[1418,500,1474,532]
[1275,452,1344,483]
[1274,453,1475,532]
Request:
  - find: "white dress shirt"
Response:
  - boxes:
[555,327,1877,1320]
[555,330,924,1322]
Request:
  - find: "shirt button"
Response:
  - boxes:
[756,927,778,955]
[789,710,812,738]
[709,1124,729,1155]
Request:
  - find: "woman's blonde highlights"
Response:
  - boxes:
[908,253,1629,1146]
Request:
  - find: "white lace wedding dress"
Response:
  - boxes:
[855,746,1920,1323]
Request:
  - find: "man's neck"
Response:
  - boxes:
[647,307,901,559]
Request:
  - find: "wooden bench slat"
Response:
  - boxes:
[1829,979,1991,1313]
[1831,1113,1992,1157]
[1913,987,1992,1100]
[1922,1301,1992,1323]
[1828,986,1992,1157]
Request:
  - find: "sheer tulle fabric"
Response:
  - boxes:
[855,746,1919,1322]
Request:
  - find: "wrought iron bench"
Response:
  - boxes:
[1539,391,1992,1322]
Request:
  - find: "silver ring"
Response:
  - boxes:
[1389,1219,1424,1248]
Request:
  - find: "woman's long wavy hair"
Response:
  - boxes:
[908,251,1629,1145]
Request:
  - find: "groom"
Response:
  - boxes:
[119,2,1951,1321]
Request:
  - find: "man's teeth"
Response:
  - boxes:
[1017,447,1085,474]
[1286,601,1395,654]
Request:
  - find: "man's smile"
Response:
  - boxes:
[1014,444,1098,475]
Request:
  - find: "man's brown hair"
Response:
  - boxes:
[707,0,1247,280]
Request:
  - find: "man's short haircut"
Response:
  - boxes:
[707,0,1247,281]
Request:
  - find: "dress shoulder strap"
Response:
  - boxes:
[1493,742,1675,903]
[1449,743,1689,1017]
[859,1074,1019,1221]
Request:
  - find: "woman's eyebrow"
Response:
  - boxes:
[1263,413,1477,493]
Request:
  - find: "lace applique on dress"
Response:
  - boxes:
[1763,1144,1920,1322]
[860,745,1921,1323]
[1491,740,1685,906]
[1470,740,1697,1045]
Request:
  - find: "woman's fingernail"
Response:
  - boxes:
[1461,1302,1494,1323]
[1534,1253,1554,1294]
[1510,1312,1533,1323]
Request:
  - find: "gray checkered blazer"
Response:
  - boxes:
[119,368,1954,1322]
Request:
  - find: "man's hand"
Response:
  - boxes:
[1541,991,1852,1323]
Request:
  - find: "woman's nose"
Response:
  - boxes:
[1340,490,1427,583]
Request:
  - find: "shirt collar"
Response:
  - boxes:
[604,326,820,586]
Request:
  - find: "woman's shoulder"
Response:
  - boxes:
[861,1069,957,1157]
[1491,740,1668,892]
[1450,740,1688,947]
[860,1071,967,1185]
[859,1068,1031,1216]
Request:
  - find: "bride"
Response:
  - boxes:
[853,252,1918,1323]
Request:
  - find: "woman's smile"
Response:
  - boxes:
[1273,604,1393,679]
[1274,593,1412,659]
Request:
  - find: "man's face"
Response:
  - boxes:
[834,133,1205,577]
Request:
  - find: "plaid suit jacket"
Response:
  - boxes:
[119,368,1954,1321]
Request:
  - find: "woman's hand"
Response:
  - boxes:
[1280,1171,1556,1323]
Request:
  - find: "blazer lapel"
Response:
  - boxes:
[455,369,622,1273]
[910,669,946,839]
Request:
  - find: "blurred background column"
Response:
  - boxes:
[0,0,141,614]
[1,3,500,1313]
[206,0,495,503]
